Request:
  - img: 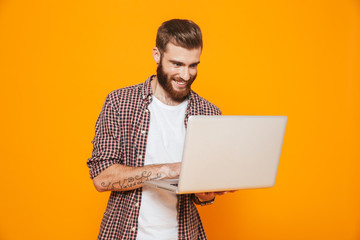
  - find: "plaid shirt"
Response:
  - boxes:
[88,76,221,240]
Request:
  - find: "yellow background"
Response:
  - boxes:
[0,0,359,239]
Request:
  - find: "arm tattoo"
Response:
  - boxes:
[101,171,162,191]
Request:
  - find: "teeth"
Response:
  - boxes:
[176,81,185,85]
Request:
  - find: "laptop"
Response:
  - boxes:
[144,115,287,194]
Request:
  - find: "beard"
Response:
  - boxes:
[156,63,197,102]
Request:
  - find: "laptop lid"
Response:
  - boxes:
[176,115,287,194]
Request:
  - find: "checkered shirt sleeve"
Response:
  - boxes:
[87,94,122,179]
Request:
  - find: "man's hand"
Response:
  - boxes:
[195,191,236,202]
[163,162,181,179]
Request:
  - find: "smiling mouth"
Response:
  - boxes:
[174,79,187,87]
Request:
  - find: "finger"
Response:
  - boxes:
[196,192,215,201]
[197,192,212,196]
[195,193,206,199]
[215,192,227,196]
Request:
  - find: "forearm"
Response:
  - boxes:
[93,163,179,192]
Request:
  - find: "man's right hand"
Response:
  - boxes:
[162,162,181,179]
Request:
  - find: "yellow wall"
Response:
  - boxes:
[0,0,359,239]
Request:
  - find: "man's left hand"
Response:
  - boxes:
[195,191,235,202]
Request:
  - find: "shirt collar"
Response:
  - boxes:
[141,75,154,102]
[188,90,195,105]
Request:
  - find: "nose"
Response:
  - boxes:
[180,67,191,81]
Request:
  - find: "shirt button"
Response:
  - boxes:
[131,227,136,232]
[145,109,149,113]
[138,155,142,160]
[141,130,146,134]
[142,95,146,99]
[135,202,139,207]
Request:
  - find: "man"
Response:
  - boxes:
[88,19,225,240]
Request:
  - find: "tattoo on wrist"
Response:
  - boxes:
[100,171,162,191]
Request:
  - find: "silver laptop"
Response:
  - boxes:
[145,115,287,194]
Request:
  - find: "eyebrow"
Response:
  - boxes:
[169,60,200,66]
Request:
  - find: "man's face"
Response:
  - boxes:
[156,42,201,102]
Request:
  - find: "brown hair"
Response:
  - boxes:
[156,19,203,54]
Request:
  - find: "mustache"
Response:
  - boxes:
[172,78,187,83]
[172,74,197,84]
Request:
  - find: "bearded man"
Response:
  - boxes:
[87,19,224,240]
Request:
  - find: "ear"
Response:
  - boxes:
[152,47,161,64]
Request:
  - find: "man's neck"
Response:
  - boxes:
[151,76,185,106]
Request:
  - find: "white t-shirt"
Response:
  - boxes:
[137,96,188,240]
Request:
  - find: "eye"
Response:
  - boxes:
[190,63,198,68]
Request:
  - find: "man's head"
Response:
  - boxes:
[153,19,203,102]
[156,19,203,55]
